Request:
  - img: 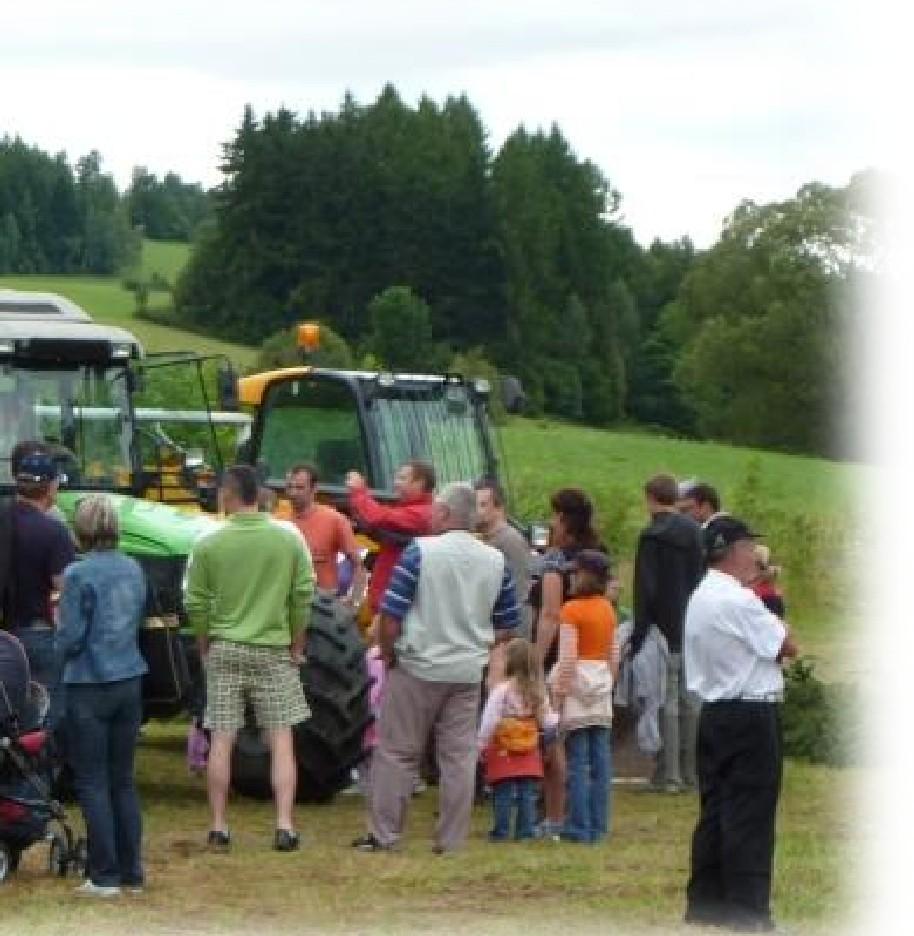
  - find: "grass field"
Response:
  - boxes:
[0,722,862,936]
[502,419,863,681]
[0,240,256,367]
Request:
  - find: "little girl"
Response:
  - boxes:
[478,638,558,842]
[550,549,616,844]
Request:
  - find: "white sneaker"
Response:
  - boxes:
[76,881,121,897]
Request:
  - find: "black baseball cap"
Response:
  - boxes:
[703,516,762,553]
[15,451,59,484]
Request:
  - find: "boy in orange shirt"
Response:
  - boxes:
[550,549,616,843]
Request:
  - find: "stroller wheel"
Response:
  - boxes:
[0,842,20,883]
[48,834,68,878]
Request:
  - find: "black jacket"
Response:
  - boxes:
[632,510,703,654]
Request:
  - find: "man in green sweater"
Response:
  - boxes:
[185,465,315,852]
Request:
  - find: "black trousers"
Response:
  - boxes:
[685,700,782,931]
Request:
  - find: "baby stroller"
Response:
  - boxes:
[0,630,85,883]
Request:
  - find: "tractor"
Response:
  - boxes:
[1,294,518,801]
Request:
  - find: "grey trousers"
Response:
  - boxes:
[661,652,701,787]
[369,666,481,851]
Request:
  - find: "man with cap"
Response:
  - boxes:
[683,516,798,932]
[1,442,76,730]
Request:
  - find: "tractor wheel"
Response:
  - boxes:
[231,594,372,803]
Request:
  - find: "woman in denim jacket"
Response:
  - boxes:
[57,494,148,897]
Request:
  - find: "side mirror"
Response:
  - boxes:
[501,376,526,415]
[218,362,239,411]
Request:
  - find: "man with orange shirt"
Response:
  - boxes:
[345,461,435,615]
[286,464,366,604]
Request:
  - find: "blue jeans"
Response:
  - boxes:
[490,778,538,841]
[563,725,612,843]
[66,677,144,887]
[14,626,64,731]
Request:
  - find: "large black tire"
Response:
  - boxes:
[230,594,372,803]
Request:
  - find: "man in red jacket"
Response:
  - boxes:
[345,460,435,615]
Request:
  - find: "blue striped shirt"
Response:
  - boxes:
[381,542,520,632]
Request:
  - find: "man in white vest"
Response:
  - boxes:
[355,483,519,853]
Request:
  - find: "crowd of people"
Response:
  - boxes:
[0,440,798,931]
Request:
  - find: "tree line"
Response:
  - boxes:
[0,136,209,276]
[0,137,139,274]
[2,90,872,458]
[174,86,871,457]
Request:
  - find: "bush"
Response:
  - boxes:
[781,657,859,766]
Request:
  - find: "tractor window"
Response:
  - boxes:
[0,363,132,488]
[258,378,367,486]
[370,386,488,490]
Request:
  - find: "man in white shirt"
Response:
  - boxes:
[683,516,798,933]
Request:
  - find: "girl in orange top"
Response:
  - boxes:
[550,549,616,843]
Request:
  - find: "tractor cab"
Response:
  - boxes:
[0,291,141,492]
[0,290,248,507]
[238,365,500,508]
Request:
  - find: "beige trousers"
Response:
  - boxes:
[369,666,481,851]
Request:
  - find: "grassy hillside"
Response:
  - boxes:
[502,418,863,681]
[0,240,256,366]
[140,238,193,282]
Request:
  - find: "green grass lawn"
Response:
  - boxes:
[502,418,861,521]
[0,722,860,936]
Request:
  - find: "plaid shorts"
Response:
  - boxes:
[204,640,310,733]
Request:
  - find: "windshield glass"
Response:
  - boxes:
[369,388,488,490]
[256,375,491,493]
[257,377,367,486]
[0,362,132,488]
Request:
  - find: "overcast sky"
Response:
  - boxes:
[0,0,876,247]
